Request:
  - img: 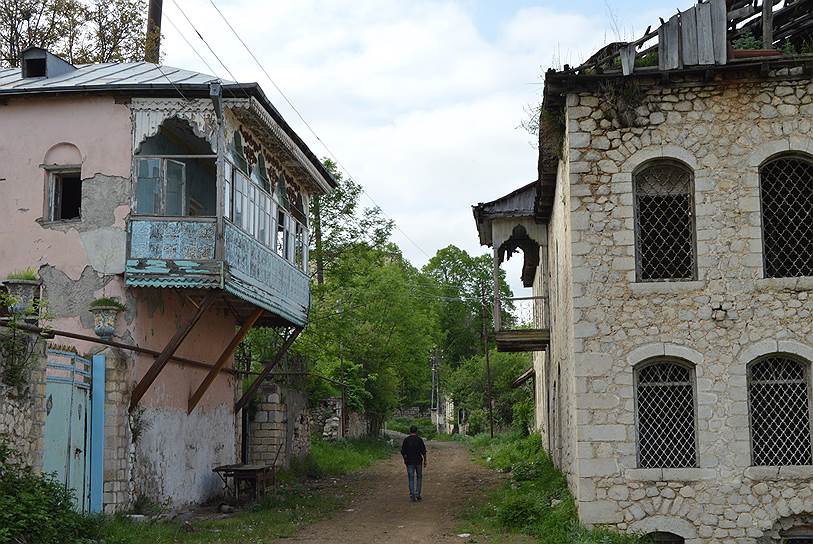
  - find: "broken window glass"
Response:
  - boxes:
[48,170,82,221]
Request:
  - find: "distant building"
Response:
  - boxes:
[474,2,813,542]
[0,47,333,512]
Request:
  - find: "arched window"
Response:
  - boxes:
[645,532,685,544]
[635,360,697,468]
[748,355,812,466]
[760,154,813,278]
[633,160,696,281]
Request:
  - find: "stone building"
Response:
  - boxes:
[0,48,333,512]
[474,1,813,542]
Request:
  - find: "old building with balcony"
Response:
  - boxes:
[474,1,813,542]
[0,47,334,511]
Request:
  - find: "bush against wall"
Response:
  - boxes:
[0,439,100,544]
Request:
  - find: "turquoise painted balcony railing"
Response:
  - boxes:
[125,217,310,327]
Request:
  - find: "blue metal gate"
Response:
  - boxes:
[42,350,105,513]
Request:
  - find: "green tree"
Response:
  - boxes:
[422,245,513,367]
[0,0,147,67]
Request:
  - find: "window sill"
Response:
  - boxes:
[744,465,813,481]
[625,467,715,482]
[37,217,81,227]
[629,280,705,295]
[755,277,813,291]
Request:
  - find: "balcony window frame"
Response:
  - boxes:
[225,157,309,273]
[133,156,200,217]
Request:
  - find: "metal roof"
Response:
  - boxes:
[0,58,336,190]
[0,61,230,93]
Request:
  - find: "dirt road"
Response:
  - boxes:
[286,440,503,544]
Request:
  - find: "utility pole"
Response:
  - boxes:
[145,0,164,63]
[480,291,495,438]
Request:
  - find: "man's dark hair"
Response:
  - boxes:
[409,425,418,434]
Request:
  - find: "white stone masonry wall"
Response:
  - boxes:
[561,72,813,542]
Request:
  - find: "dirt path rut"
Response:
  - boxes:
[286,440,502,544]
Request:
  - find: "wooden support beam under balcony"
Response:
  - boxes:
[495,329,550,352]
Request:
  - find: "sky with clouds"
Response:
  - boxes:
[161,0,695,293]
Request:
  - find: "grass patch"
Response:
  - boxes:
[459,432,642,544]
[386,416,438,440]
[289,436,395,479]
[91,437,394,543]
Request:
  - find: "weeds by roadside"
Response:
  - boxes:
[458,432,641,544]
[386,417,438,440]
[1,437,394,544]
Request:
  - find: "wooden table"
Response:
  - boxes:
[212,463,275,502]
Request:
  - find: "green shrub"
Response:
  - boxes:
[733,30,763,50]
[386,416,437,440]
[89,297,126,310]
[6,268,38,281]
[290,437,394,479]
[0,439,101,544]
[512,398,534,436]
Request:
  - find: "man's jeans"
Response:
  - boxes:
[406,464,423,497]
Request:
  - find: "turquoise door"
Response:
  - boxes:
[43,351,93,512]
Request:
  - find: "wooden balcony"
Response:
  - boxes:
[494,296,550,352]
[125,216,310,327]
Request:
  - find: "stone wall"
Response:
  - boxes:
[0,334,46,468]
[248,382,310,468]
[557,70,813,541]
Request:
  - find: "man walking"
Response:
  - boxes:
[400,425,427,502]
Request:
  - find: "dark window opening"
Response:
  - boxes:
[645,532,685,544]
[635,361,697,468]
[50,171,82,221]
[634,161,696,281]
[748,356,812,466]
[24,58,46,78]
[760,155,813,278]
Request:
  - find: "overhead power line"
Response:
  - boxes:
[207,0,432,260]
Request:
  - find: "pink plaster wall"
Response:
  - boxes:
[0,94,238,411]
[0,96,132,280]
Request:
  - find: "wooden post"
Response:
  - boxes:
[481,294,495,439]
[145,0,163,63]
[763,0,774,48]
[129,292,217,411]
[188,308,263,414]
[235,327,302,412]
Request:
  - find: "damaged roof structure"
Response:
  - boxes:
[473,0,813,540]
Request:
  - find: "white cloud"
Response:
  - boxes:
[160,0,639,293]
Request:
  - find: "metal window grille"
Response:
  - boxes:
[760,156,813,278]
[748,356,813,466]
[646,532,685,544]
[634,161,696,281]
[636,361,696,468]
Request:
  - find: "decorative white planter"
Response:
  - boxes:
[90,305,122,339]
[3,279,40,315]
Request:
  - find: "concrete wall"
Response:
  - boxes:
[557,71,813,541]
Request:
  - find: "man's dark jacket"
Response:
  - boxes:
[400,434,426,466]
